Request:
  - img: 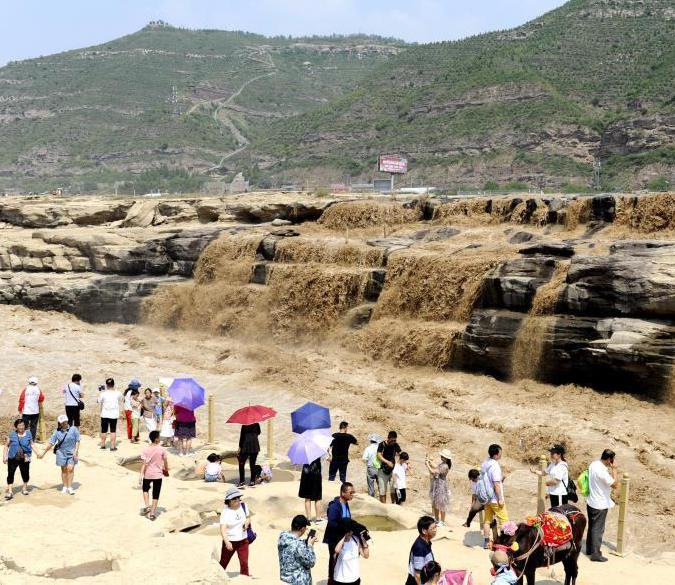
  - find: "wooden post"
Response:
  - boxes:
[207,393,215,444]
[537,454,548,514]
[37,402,46,442]
[267,418,275,461]
[614,473,630,556]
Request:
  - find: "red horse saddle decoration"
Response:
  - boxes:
[525,512,573,548]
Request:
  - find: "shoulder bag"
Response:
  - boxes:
[241,502,257,544]
[68,384,85,411]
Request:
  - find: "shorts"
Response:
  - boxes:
[376,468,392,495]
[101,418,118,433]
[55,453,77,468]
[484,502,509,526]
[142,477,163,500]
[205,473,220,482]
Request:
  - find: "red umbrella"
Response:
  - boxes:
[227,405,277,425]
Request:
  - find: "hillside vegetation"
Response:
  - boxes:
[1,1,674,192]
[0,22,402,191]
[251,0,675,190]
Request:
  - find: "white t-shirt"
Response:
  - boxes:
[63,383,82,407]
[546,461,569,497]
[334,537,360,582]
[98,390,122,419]
[220,505,248,541]
[470,480,479,496]
[205,462,222,477]
[124,390,133,410]
[362,443,379,466]
[481,458,504,503]
[393,462,407,489]
[22,386,41,415]
[587,460,615,510]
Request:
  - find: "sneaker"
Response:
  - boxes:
[313,518,325,525]
[590,555,608,562]
[100,445,106,450]
[483,538,490,550]
[61,487,68,494]
[437,521,446,527]
[67,488,75,495]
[237,482,246,488]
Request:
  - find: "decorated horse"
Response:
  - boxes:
[496,504,586,585]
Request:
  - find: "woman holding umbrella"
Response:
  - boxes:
[299,457,323,524]
[167,378,205,456]
[238,423,260,488]
[174,404,196,456]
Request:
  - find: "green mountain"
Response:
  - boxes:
[1,1,673,193]
[250,0,675,191]
[0,21,403,191]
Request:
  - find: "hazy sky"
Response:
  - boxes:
[0,0,567,66]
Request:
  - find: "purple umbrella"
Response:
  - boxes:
[167,378,205,410]
[287,428,332,465]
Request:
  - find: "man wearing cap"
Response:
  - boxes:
[362,434,381,498]
[18,376,44,441]
[328,421,358,483]
[530,444,570,508]
[278,514,317,585]
[38,414,80,495]
[97,378,123,451]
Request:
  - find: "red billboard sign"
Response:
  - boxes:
[378,154,408,174]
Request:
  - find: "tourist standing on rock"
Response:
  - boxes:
[361,433,381,498]
[278,514,317,585]
[406,516,437,585]
[219,487,251,576]
[18,376,44,441]
[333,518,370,585]
[139,430,168,521]
[159,396,175,447]
[324,482,355,585]
[141,388,158,435]
[482,444,508,549]
[299,457,323,523]
[530,444,570,508]
[328,421,358,483]
[98,378,122,451]
[39,414,80,495]
[123,378,141,440]
[462,469,484,528]
[238,422,261,487]
[426,449,452,526]
[376,431,402,503]
[174,404,196,456]
[586,449,618,562]
[3,418,34,499]
[63,373,84,428]
[392,451,410,505]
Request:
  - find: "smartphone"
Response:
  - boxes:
[307,529,316,540]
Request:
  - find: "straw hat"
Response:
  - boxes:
[439,449,453,461]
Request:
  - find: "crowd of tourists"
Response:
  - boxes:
[3,375,622,583]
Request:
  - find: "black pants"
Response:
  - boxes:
[327,542,337,585]
[334,579,361,585]
[405,575,418,585]
[328,459,348,482]
[466,500,485,525]
[142,478,163,500]
[238,452,258,484]
[392,488,407,504]
[21,414,39,441]
[550,494,569,508]
[7,459,30,484]
[586,505,608,558]
[65,405,81,428]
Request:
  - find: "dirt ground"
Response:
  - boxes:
[0,303,672,567]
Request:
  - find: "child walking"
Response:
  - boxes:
[462,468,484,527]
[391,452,410,505]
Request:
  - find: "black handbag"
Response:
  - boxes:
[564,476,579,503]
[68,384,85,411]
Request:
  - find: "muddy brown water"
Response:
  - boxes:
[356,514,406,532]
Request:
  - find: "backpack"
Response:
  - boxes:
[475,463,496,505]
[577,470,590,498]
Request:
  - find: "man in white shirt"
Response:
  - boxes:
[97,378,122,451]
[63,373,84,428]
[586,449,618,562]
[361,434,381,498]
[481,443,508,549]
